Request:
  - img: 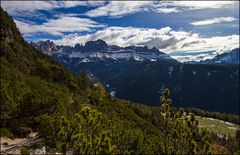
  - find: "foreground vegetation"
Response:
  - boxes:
[0,7,239,154]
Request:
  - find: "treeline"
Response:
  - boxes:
[186,108,240,125]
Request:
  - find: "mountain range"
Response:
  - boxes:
[32,40,240,114]
[31,40,239,65]
[31,39,178,63]
[192,48,239,64]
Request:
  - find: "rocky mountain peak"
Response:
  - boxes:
[84,39,108,52]
[188,48,240,64]
[32,39,179,63]
[31,40,59,55]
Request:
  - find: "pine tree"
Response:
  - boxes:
[159,88,211,154]
[54,106,116,154]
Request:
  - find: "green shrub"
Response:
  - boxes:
[20,147,30,155]
[0,128,14,139]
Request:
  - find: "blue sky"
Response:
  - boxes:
[1,1,239,62]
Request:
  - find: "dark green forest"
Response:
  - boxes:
[71,60,239,114]
[0,7,239,154]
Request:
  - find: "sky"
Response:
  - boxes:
[1,0,239,62]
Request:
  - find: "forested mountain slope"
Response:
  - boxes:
[32,41,239,115]
[1,7,239,154]
[69,61,239,114]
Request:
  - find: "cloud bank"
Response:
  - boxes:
[14,17,105,36]
[191,17,237,26]
[1,1,105,16]
[85,1,235,17]
[52,26,239,61]
[2,1,235,18]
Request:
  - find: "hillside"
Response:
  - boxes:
[32,41,239,115]
[1,7,240,154]
[64,61,239,114]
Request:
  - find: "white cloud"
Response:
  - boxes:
[15,17,105,36]
[1,1,105,16]
[85,1,235,17]
[2,1,236,18]
[191,17,237,26]
[53,26,172,47]
[171,54,215,62]
[53,26,239,60]
[155,7,180,14]
[1,1,54,13]
[85,1,153,18]
[169,1,235,10]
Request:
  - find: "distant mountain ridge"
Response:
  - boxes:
[32,40,239,65]
[31,39,179,63]
[187,48,240,64]
[31,40,59,55]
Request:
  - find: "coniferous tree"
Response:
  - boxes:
[159,88,211,154]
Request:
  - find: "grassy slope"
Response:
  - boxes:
[197,116,239,137]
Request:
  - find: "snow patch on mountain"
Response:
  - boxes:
[110,91,116,96]
[31,39,179,64]
[187,48,239,64]
[193,71,196,75]
[168,66,173,77]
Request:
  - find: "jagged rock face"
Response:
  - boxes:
[84,39,108,52]
[201,48,240,64]
[31,39,179,63]
[31,40,59,55]
[73,43,83,51]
